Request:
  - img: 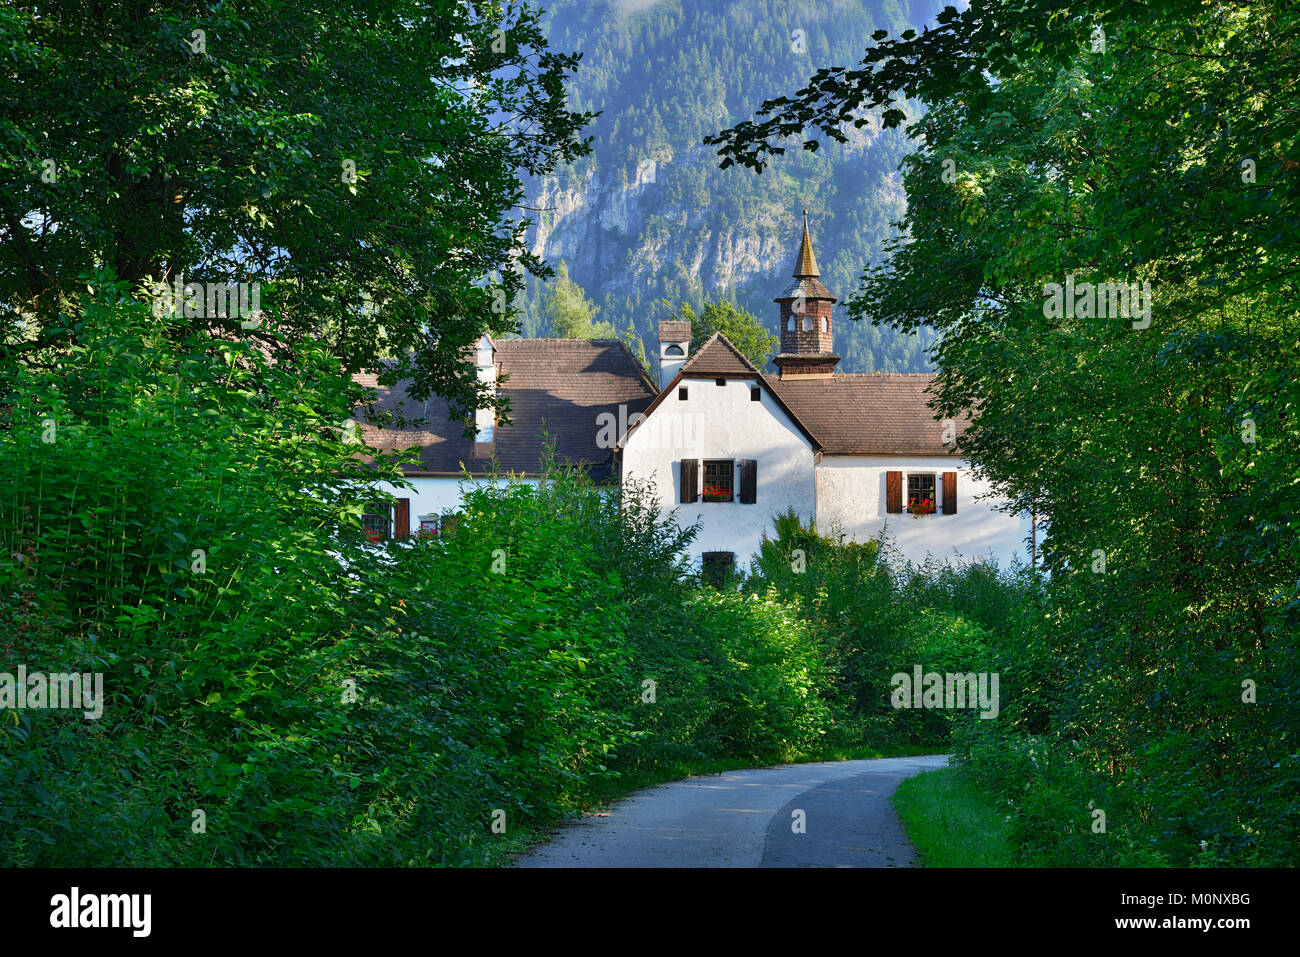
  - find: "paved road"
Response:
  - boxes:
[514,754,948,868]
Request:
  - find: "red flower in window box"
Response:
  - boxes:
[702,483,732,502]
[907,497,937,517]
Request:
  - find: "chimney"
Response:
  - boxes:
[657,320,691,389]
[471,334,496,457]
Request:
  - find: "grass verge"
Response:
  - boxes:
[892,765,1016,867]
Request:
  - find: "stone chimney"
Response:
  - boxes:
[774,211,840,379]
[658,320,691,389]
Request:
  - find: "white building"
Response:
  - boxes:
[351,217,1030,572]
[618,215,1030,573]
[352,337,657,539]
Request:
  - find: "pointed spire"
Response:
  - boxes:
[794,209,819,278]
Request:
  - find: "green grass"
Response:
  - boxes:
[892,766,1017,867]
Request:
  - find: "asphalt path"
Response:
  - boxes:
[514,754,948,868]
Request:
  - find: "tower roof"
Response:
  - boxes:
[776,211,836,302]
[794,210,820,278]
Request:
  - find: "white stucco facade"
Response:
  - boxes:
[621,375,1030,572]
[370,475,539,534]
[621,377,816,564]
[815,455,1028,568]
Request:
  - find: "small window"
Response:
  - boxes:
[701,551,736,589]
[702,460,734,502]
[821,316,829,332]
[362,508,391,542]
[803,315,813,331]
[417,514,440,538]
[678,387,688,400]
[750,386,761,401]
[665,343,685,356]
[907,474,937,515]
[715,377,726,386]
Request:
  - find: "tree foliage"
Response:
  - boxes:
[0,0,592,418]
[544,261,613,338]
[674,298,778,367]
[718,0,1299,864]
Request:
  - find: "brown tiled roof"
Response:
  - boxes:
[760,373,969,455]
[678,333,758,378]
[658,321,691,340]
[775,276,836,302]
[353,339,657,480]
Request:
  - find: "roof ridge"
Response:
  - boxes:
[680,332,760,375]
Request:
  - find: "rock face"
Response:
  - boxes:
[518,0,946,375]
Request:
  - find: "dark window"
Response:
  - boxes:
[701,551,736,589]
[715,377,726,386]
[665,343,685,356]
[750,386,761,401]
[362,508,391,542]
[678,387,688,400]
[702,460,734,502]
[907,474,937,514]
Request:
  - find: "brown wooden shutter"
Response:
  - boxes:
[394,498,410,537]
[886,471,903,513]
[680,459,698,503]
[739,459,757,504]
[942,471,957,514]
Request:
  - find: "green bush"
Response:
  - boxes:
[0,287,842,864]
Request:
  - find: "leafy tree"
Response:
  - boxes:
[672,299,779,367]
[0,0,593,417]
[714,0,1300,865]
[545,261,614,338]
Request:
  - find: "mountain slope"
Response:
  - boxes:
[518,0,947,373]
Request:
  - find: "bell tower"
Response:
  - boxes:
[773,211,839,379]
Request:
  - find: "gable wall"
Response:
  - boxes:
[621,377,815,567]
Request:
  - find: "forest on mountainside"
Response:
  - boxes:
[514,0,946,373]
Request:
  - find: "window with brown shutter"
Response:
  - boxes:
[739,459,757,504]
[886,471,903,513]
[943,471,957,514]
[680,458,698,503]
[395,498,411,538]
